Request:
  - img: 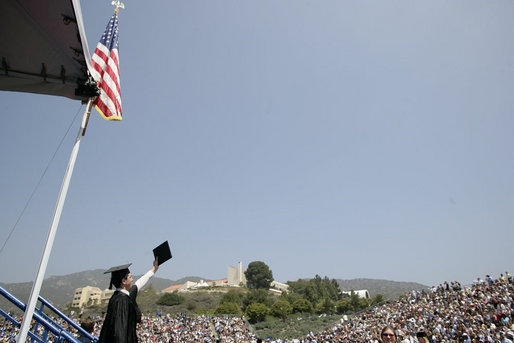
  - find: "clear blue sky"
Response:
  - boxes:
[1,0,513,288]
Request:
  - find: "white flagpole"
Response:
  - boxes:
[17,99,94,343]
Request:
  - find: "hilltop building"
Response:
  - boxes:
[163,261,290,294]
[163,261,248,293]
[163,279,229,293]
[72,286,102,309]
[269,280,289,294]
[228,261,246,286]
[72,286,115,309]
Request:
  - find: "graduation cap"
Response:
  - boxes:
[104,263,132,289]
[153,241,172,266]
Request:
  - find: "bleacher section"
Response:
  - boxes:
[0,286,96,343]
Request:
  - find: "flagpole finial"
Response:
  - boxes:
[112,0,125,13]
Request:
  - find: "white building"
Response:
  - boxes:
[270,280,289,293]
[342,289,370,299]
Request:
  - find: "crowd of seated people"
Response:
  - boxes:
[1,273,513,342]
[296,272,514,342]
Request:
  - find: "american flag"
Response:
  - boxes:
[91,12,122,121]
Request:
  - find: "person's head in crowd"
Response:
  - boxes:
[416,330,429,343]
[381,326,397,343]
[80,317,95,334]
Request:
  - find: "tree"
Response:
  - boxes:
[336,299,352,314]
[245,302,269,323]
[287,275,342,305]
[315,297,334,314]
[245,261,273,289]
[329,279,343,300]
[292,298,313,314]
[214,302,241,315]
[243,289,273,310]
[370,294,385,306]
[358,297,371,309]
[279,291,302,305]
[349,291,361,311]
[346,291,370,311]
[271,300,293,319]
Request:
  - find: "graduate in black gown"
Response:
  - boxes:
[98,258,159,343]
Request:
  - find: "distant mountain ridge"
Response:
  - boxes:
[0,270,428,312]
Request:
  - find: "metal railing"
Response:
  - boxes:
[0,286,96,343]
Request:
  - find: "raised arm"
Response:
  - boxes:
[134,257,159,291]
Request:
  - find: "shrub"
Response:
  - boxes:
[157,292,185,306]
[214,302,241,315]
[220,289,243,305]
[271,300,293,319]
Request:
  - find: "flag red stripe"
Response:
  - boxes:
[104,56,121,96]
[90,12,122,120]
[100,80,121,111]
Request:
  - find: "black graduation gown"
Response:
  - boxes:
[98,286,141,343]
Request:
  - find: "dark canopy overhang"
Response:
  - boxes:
[0,0,96,101]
